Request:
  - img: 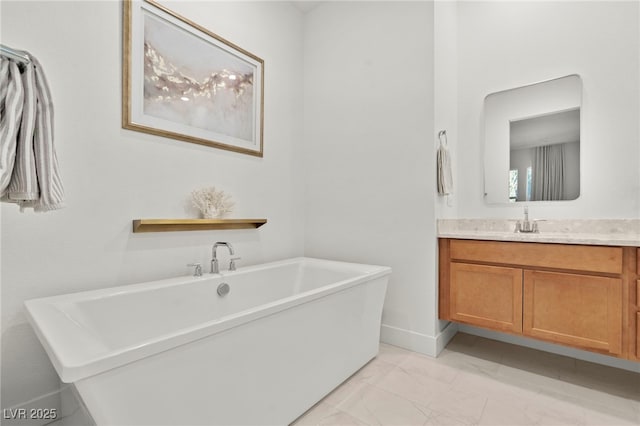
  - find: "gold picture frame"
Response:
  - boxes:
[123,0,264,157]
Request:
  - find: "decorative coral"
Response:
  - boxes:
[190,187,234,219]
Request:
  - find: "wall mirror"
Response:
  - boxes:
[484,75,582,204]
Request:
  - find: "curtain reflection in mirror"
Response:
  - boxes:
[532,144,565,201]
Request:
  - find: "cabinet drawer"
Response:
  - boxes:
[450,240,622,274]
[637,280,640,307]
[637,248,640,275]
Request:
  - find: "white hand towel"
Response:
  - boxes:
[437,143,453,195]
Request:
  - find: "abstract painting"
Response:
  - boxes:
[123,0,264,156]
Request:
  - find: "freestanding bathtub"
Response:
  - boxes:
[25,257,391,425]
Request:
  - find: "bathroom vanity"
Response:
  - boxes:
[438,220,640,362]
[453,75,640,362]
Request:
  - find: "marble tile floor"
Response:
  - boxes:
[292,333,640,426]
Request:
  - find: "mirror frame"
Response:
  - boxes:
[483,74,583,204]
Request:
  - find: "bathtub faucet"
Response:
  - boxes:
[211,242,235,273]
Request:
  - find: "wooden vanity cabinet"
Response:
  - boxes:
[439,239,638,360]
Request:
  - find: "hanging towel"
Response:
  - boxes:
[7,57,38,203]
[0,59,24,195]
[437,131,453,195]
[0,54,64,211]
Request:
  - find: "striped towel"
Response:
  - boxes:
[0,55,64,211]
[0,59,24,195]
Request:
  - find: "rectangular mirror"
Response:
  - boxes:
[484,75,582,204]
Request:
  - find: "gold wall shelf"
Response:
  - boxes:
[132,219,267,233]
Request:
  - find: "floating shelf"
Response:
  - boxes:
[132,218,267,233]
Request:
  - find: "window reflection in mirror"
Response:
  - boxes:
[509,108,580,202]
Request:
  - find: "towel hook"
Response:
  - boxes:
[438,130,448,147]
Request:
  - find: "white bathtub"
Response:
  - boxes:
[25,257,391,425]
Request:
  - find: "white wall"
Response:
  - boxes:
[456,1,640,219]
[303,1,442,354]
[434,0,459,221]
[1,0,304,411]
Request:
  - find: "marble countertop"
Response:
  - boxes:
[437,219,640,246]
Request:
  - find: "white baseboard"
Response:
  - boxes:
[459,324,640,373]
[434,322,459,355]
[382,321,639,372]
[380,322,458,357]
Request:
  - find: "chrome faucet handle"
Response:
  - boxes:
[210,258,219,274]
[229,257,241,271]
[187,263,203,277]
[515,219,540,233]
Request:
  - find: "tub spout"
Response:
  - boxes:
[211,242,235,273]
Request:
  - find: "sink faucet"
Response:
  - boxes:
[211,242,235,273]
[515,206,538,233]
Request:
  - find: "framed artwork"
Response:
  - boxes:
[123,0,264,157]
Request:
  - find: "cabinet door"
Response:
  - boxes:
[636,312,640,359]
[523,270,622,355]
[636,281,640,359]
[450,263,523,333]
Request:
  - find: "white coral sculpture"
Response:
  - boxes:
[191,187,235,219]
